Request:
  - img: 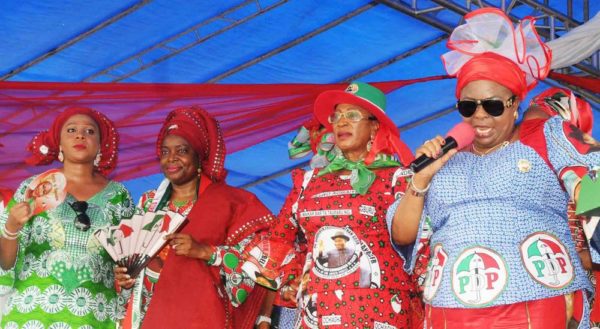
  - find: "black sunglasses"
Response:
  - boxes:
[456,96,516,118]
[70,201,91,231]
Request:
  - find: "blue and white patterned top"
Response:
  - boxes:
[388,117,600,310]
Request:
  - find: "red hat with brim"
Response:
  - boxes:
[313,81,399,136]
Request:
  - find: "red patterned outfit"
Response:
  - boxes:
[271,166,420,328]
[138,179,274,329]
[118,107,276,329]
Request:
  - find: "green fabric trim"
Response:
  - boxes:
[317,154,400,194]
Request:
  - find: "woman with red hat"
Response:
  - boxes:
[254,81,422,328]
[0,106,134,328]
[113,106,274,329]
[390,8,600,328]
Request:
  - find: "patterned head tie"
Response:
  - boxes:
[443,8,552,100]
[26,106,119,176]
[156,106,227,182]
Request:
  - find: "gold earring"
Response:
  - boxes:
[514,111,519,121]
[58,146,64,162]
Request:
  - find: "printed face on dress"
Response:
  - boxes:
[333,237,347,250]
[459,80,519,151]
[332,103,379,160]
[60,114,101,164]
[160,134,200,186]
[32,181,53,198]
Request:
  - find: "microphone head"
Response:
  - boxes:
[446,122,475,150]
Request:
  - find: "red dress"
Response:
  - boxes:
[140,182,274,329]
[272,167,421,328]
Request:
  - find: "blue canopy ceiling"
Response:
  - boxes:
[1,0,599,212]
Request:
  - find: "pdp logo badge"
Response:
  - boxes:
[451,247,507,306]
[345,83,359,94]
[520,232,574,289]
[423,244,447,302]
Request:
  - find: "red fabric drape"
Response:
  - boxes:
[141,181,272,329]
[549,72,600,94]
[0,78,446,188]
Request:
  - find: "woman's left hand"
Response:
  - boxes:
[166,233,212,260]
[256,322,270,329]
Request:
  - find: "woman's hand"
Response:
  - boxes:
[413,135,458,184]
[166,233,213,260]
[6,202,32,233]
[114,266,135,289]
[391,135,458,246]
[280,279,299,306]
[256,322,270,329]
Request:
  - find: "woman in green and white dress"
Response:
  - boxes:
[0,107,134,329]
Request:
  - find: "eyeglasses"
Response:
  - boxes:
[456,96,516,118]
[328,110,376,124]
[70,201,91,231]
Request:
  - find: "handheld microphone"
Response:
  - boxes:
[409,122,475,173]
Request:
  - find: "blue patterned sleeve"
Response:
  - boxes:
[545,116,600,198]
[386,198,429,274]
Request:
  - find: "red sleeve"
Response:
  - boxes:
[225,189,275,246]
[0,188,13,207]
[270,169,305,242]
[240,169,305,291]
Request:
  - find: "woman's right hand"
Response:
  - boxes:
[6,202,32,233]
[413,135,458,185]
[114,266,135,289]
[280,280,299,306]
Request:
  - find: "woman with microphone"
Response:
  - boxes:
[389,8,600,328]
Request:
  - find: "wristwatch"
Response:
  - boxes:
[255,315,272,326]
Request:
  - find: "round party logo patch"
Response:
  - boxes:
[520,232,573,289]
[451,246,507,306]
[423,244,447,302]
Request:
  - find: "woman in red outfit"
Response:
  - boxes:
[114,107,274,329]
[262,82,421,328]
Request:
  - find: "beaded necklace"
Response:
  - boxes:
[168,198,195,216]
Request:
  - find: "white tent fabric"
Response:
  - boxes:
[0,0,598,213]
[549,12,600,69]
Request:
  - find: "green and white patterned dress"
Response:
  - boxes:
[0,175,134,329]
